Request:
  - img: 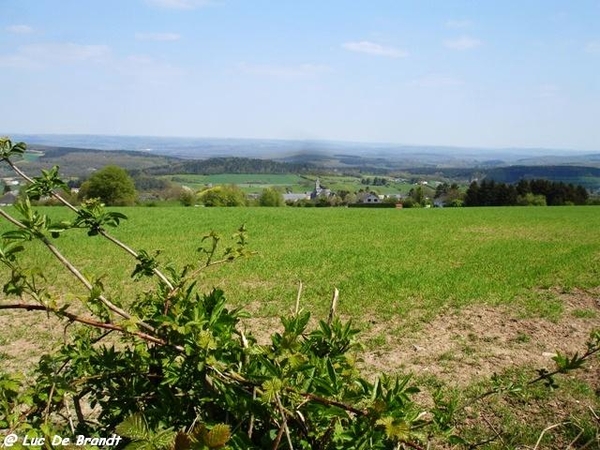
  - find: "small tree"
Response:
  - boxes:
[258,187,284,207]
[78,165,137,206]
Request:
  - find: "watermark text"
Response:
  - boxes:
[2,433,122,447]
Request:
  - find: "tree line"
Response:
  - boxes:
[464,178,589,206]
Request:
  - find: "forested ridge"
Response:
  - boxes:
[486,165,600,186]
[141,157,315,176]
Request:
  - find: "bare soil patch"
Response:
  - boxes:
[0,308,64,373]
[361,287,600,385]
[2,288,598,389]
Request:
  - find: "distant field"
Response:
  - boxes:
[2,206,598,325]
[167,173,309,192]
[167,173,430,195]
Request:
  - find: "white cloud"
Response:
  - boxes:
[342,41,408,58]
[6,24,34,34]
[443,36,482,50]
[145,0,216,9]
[445,19,472,29]
[585,40,600,54]
[135,32,181,41]
[409,74,464,88]
[238,62,331,79]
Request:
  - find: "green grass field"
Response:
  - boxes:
[3,205,598,325]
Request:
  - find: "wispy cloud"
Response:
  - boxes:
[238,62,331,79]
[0,54,40,69]
[445,19,472,29]
[24,43,111,64]
[6,24,34,34]
[538,83,559,99]
[342,41,408,58]
[0,42,111,69]
[145,0,216,9]
[409,74,464,88]
[135,32,181,41]
[443,36,482,50]
[585,40,600,54]
[119,55,186,84]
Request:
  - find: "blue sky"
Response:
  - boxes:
[1,0,599,151]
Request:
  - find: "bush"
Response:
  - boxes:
[198,184,247,207]
[517,193,547,206]
[179,188,196,207]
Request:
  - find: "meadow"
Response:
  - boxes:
[3,205,598,325]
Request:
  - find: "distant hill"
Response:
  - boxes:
[4,136,600,192]
[7,145,180,178]
[10,134,599,167]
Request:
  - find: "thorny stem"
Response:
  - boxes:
[6,158,79,214]
[4,157,174,291]
[98,229,174,289]
[0,207,27,229]
[275,394,294,450]
[0,303,175,348]
[272,422,285,450]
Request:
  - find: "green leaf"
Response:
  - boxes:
[261,378,283,403]
[116,413,150,441]
[326,358,339,391]
[131,249,160,280]
[376,416,412,442]
[26,165,69,200]
[0,138,26,159]
[205,424,231,448]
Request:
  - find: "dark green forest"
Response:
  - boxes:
[464,179,589,206]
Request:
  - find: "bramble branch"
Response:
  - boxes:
[0,303,171,347]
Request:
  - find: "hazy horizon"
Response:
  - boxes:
[2,1,600,151]
[9,132,596,158]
